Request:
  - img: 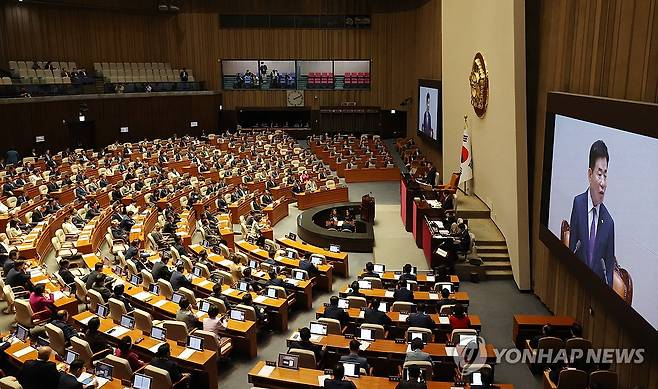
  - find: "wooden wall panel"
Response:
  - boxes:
[529,1,658,388]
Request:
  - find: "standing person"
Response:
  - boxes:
[180,68,189,82]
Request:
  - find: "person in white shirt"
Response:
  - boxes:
[202,305,226,339]
[62,216,80,235]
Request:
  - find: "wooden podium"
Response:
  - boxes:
[361,193,375,223]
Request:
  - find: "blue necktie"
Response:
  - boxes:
[588,207,597,267]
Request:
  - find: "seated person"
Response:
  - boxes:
[324,363,356,389]
[59,358,96,389]
[299,254,319,277]
[124,239,140,261]
[210,283,231,309]
[51,310,80,344]
[202,305,227,340]
[7,260,34,291]
[339,339,370,373]
[364,298,392,327]
[241,293,268,326]
[84,317,110,353]
[266,269,294,291]
[91,274,112,302]
[399,264,417,282]
[435,288,456,312]
[362,262,380,278]
[149,343,183,384]
[114,336,145,371]
[393,280,414,303]
[57,259,77,292]
[346,281,364,297]
[19,346,60,389]
[239,267,262,292]
[112,284,134,312]
[404,338,432,364]
[406,303,435,331]
[170,263,192,291]
[289,327,324,366]
[395,366,427,389]
[28,284,56,320]
[323,296,349,327]
[175,297,198,330]
[448,304,471,330]
[151,254,173,281]
[529,324,553,349]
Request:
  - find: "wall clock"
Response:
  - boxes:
[469,52,489,118]
[287,90,304,107]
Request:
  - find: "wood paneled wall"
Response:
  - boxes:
[529,1,658,387]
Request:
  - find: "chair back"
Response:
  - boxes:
[362,277,382,289]
[157,279,174,299]
[236,304,257,321]
[14,299,35,328]
[162,320,188,343]
[178,287,196,307]
[141,269,155,287]
[0,376,22,389]
[142,365,173,389]
[347,296,367,309]
[406,327,433,343]
[402,361,433,378]
[195,263,211,278]
[207,297,227,313]
[103,355,133,381]
[268,285,287,299]
[405,280,418,291]
[170,247,180,261]
[218,244,231,258]
[589,370,618,389]
[317,318,342,335]
[439,304,456,315]
[216,270,234,285]
[87,289,105,311]
[537,336,564,353]
[108,298,128,322]
[235,252,249,265]
[71,337,94,367]
[180,255,193,273]
[359,323,385,339]
[391,301,415,313]
[74,278,88,303]
[191,330,218,352]
[450,329,478,344]
[557,369,588,389]
[133,309,154,333]
[288,348,317,369]
[44,323,67,356]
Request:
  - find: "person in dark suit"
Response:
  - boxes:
[238,267,262,292]
[529,324,553,349]
[91,275,112,302]
[7,260,34,291]
[339,339,370,372]
[568,140,615,286]
[425,163,437,187]
[364,298,392,327]
[58,359,92,389]
[421,92,433,138]
[404,338,432,364]
[170,263,192,291]
[112,284,134,312]
[393,280,414,303]
[19,346,60,389]
[84,262,104,289]
[299,255,319,277]
[362,262,380,278]
[74,182,88,200]
[323,363,356,389]
[346,280,364,298]
[150,343,183,384]
[399,264,417,282]
[124,239,140,261]
[152,255,172,281]
[435,288,456,312]
[395,366,427,389]
[406,303,435,330]
[323,296,349,326]
[180,68,189,82]
[31,206,45,223]
[266,270,294,291]
[289,327,324,367]
[84,317,109,354]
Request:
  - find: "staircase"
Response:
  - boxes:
[456,193,514,280]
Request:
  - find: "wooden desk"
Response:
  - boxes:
[248,361,513,389]
[297,186,349,210]
[277,237,349,277]
[344,167,400,183]
[360,272,460,291]
[338,285,469,308]
[413,200,444,248]
[263,198,289,226]
[228,193,256,224]
[512,315,576,349]
[5,341,123,389]
[236,240,334,292]
[71,311,218,389]
[28,267,78,318]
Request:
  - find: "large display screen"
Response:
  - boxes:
[417,80,442,146]
[542,95,658,331]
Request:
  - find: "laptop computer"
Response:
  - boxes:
[267,288,278,298]
[310,257,323,266]
[286,233,296,241]
[237,281,249,292]
[132,373,152,389]
[377,302,388,313]
[198,300,211,313]
[248,259,259,269]
[15,324,29,342]
[309,322,328,336]
[373,264,385,274]
[293,270,305,280]
[150,326,166,341]
[358,328,374,341]
[342,362,360,378]
[148,283,160,295]
[230,309,246,322]
[193,266,203,277]
[407,331,427,343]
[357,280,372,289]
[65,349,79,365]
[96,304,109,318]
[286,250,295,259]
[437,283,452,293]
[94,362,113,379]
[172,292,185,304]
[277,353,299,370]
[337,298,349,309]
[328,244,340,253]
[120,314,135,329]
[186,335,204,351]
[459,334,478,346]
[129,274,141,286]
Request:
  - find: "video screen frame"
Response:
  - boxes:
[539,92,658,342]
[417,79,442,147]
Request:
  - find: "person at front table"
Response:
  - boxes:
[260,190,273,205]
[339,339,370,373]
[425,162,438,187]
[170,263,192,291]
[291,180,304,195]
[405,338,432,364]
[29,284,56,320]
[7,260,34,291]
[19,346,60,389]
[435,288,456,312]
[406,303,436,331]
[84,317,110,354]
[304,179,317,192]
[289,327,324,367]
[31,205,45,224]
[364,298,392,327]
[568,140,615,286]
[239,267,262,292]
[393,280,414,303]
[323,363,356,389]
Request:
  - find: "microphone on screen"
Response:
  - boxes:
[600,258,608,285]
[573,240,581,254]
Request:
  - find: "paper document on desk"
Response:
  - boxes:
[406,344,412,353]
[358,311,365,319]
[337,221,344,227]
[133,291,151,301]
[384,291,394,298]
[426,200,442,208]
[290,332,300,341]
[358,341,371,351]
[439,229,450,236]
[77,372,93,384]
[149,342,164,353]
[198,280,212,287]
[429,293,439,300]
[438,316,450,325]
[153,299,168,308]
[284,279,299,286]
[398,314,409,322]
[435,248,448,258]
[79,315,95,325]
[13,346,36,358]
[253,295,268,303]
[96,377,109,388]
[52,291,66,300]
[445,346,458,357]
[34,279,49,285]
[257,364,275,377]
[177,348,196,359]
[224,288,236,295]
[425,275,435,282]
[393,274,400,280]
[106,326,130,337]
[29,269,44,277]
[318,375,331,386]
[310,334,324,342]
[195,311,205,318]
